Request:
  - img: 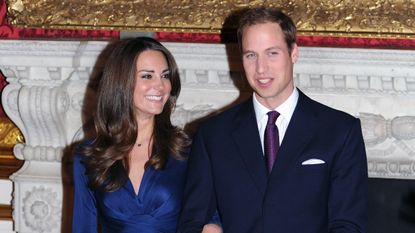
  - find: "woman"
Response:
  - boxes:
[72,37,221,233]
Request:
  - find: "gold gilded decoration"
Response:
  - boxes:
[0,117,23,179]
[0,117,23,159]
[0,120,23,147]
[7,0,415,38]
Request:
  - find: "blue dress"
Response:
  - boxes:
[72,152,187,233]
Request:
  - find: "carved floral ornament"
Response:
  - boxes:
[23,186,61,232]
[7,0,415,38]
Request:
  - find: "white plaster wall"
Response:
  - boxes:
[0,180,14,232]
[0,180,12,204]
[0,220,14,233]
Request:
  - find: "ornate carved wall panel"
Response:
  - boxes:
[0,40,414,232]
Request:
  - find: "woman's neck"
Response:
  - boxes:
[135,116,155,147]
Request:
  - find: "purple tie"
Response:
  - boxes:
[264,111,280,174]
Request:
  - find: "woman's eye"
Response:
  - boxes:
[141,74,152,79]
[161,73,170,79]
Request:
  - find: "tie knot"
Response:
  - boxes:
[266,111,280,125]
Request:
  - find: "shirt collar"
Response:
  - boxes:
[253,88,299,124]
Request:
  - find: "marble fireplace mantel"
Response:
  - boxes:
[0,40,414,233]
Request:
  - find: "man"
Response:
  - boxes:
[178,7,368,233]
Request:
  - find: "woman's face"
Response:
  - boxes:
[133,49,172,119]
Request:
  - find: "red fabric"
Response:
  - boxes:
[298,36,415,50]
[0,72,7,117]
[156,32,223,43]
[0,0,16,38]
[156,32,415,50]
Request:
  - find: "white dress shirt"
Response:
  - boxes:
[253,88,299,154]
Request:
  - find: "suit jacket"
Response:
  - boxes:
[178,90,368,233]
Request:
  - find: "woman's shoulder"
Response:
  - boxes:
[72,139,94,165]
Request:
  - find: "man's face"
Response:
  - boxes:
[241,22,298,109]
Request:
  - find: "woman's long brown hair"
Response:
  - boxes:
[81,37,189,192]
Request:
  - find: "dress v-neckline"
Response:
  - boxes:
[127,167,152,199]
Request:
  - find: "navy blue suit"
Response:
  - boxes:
[178,90,368,233]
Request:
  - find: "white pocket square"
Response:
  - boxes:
[301,158,325,165]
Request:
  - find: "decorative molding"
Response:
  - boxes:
[8,0,415,38]
[295,48,415,94]
[13,145,63,162]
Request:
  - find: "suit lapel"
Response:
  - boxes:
[269,90,318,181]
[232,98,268,195]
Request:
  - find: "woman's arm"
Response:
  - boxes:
[72,153,98,233]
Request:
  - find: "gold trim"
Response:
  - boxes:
[7,0,415,39]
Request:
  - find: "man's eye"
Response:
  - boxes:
[245,53,256,59]
[268,51,279,56]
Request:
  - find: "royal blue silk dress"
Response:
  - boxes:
[72,152,188,233]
